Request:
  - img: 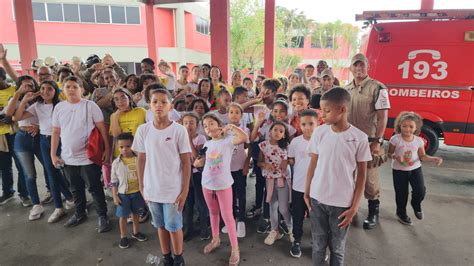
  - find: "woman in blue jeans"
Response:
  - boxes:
[12,79,73,223]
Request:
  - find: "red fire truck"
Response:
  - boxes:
[356,9,474,155]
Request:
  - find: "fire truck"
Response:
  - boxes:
[356,9,474,155]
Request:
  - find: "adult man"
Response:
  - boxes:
[313,69,335,95]
[140,58,155,74]
[37,66,54,83]
[317,60,340,86]
[345,53,390,230]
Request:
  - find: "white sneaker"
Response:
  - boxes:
[48,208,66,223]
[264,230,283,245]
[237,221,246,238]
[64,199,75,210]
[221,225,228,234]
[29,204,44,221]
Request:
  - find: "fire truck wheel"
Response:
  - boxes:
[421,125,439,155]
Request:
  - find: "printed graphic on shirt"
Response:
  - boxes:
[207,149,224,176]
[375,88,391,110]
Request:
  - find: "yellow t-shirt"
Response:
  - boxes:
[122,156,139,194]
[111,107,146,157]
[0,86,16,135]
[57,82,68,101]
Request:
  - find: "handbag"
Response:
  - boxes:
[85,101,105,166]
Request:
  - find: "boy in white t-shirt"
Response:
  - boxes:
[304,88,372,265]
[51,76,111,232]
[288,109,318,258]
[132,85,191,266]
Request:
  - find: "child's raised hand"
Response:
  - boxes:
[256,111,266,124]
[221,124,234,135]
[113,195,121,206]
[22,91,40,103]
[0,44,7,60]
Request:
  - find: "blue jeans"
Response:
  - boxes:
[13,130,44,204]
[311,198,349,266]
[39,135,72,208]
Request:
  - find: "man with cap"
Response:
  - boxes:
[345,53,390,230]
[316,60,340,86]
[313,68,336,95]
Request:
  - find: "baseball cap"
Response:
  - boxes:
[44,56,59,67]
[31,58,45,70]
[320,69,334,79]
[350,53,368,66]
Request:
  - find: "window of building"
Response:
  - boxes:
[195,16,210,35]
[95,5,110,23]
[32,2,47,21]
[46,3,63,22]
[126,7,140,24]
[79,4,95,23]
[111,6,126,24]
[63,4,79,22]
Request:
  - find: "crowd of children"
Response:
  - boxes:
[0,45,445,266]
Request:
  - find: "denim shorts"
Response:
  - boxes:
[148,201,183,232]
[115,192,145,218]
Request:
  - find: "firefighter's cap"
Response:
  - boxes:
[350,53,368,66]
[320,69,334,79]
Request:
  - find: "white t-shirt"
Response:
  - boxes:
[230,126,250,172]
[192,133,207,173]
[146,108,181,123]
[132,121,191,203]
[307,124,372,208]
[212,110,230,125]
[52,99,104,165]
[8,99,38,127]
[26,102,54,136]
[288,135,311,193]
[389,134,424,171]
[202,135,235,190]
[241,113,253,128]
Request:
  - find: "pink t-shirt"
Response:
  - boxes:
[389,134,424,171]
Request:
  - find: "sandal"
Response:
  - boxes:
[229,248,240,266]
[203,239,221,254]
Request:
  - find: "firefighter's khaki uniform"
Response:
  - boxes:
[346,76,390,200]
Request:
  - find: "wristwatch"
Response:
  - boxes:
[368,137,384,144]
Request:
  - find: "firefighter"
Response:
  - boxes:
[346,53,390,230]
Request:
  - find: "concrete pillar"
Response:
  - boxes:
[421,0,434,10]
[145,0,158,72]
[13,0,38,74]
[175,6,186,68]
[264,0,276,78]
[210,0,230,82]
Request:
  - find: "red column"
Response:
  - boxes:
[421,0,434,10]
[264,0,276,78]
[145,0,158,72]
[210,0,230,82]
[13,0,38,74]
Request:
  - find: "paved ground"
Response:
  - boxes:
[0,142,473,266]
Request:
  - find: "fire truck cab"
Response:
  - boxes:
[357,9,474,155]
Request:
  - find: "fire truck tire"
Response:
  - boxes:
[422,125,439,155]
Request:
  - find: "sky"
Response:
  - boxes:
[276,0,474,27]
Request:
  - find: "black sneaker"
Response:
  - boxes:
[97,216,112,233]
[132,232,148,242]
[163,254,174,266]
[199,228,211,240]
[279,220,290,235]
[64,214,87,227]
[0,193,14,205]
[257,218,270,234]
[414,211,424,220]
[173,254,185,266]
[119,237,130,249]
[397,214,412,225]
[290,241,302,258]
[184,230,194,242]
[246,205,262,219]
[139,208,150,223]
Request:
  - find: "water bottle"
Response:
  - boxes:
[145,254,161,265]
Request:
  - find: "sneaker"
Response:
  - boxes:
[279,220,290,234]
[20,196,33,207]
[200,228,211,240]
[290,241,302,258]
[163,254,174,266]
[119,237,130,249]
[97,216,112,233]
[257,218,270,234]
[28,204,45,221]
[397,214,412,225]
[64,199,75,210]
[264,230,283,245]
[131,232,148,242]
[64,214,87,227]
[41,191,53,204]
[0,194,14,205]
[173,255,185,266]
[246,206,262,219]
[414,211,424,220]
[48,208,66,223]
[221,225,228,234]
[237,221,246,238]
[139,208,149,223]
